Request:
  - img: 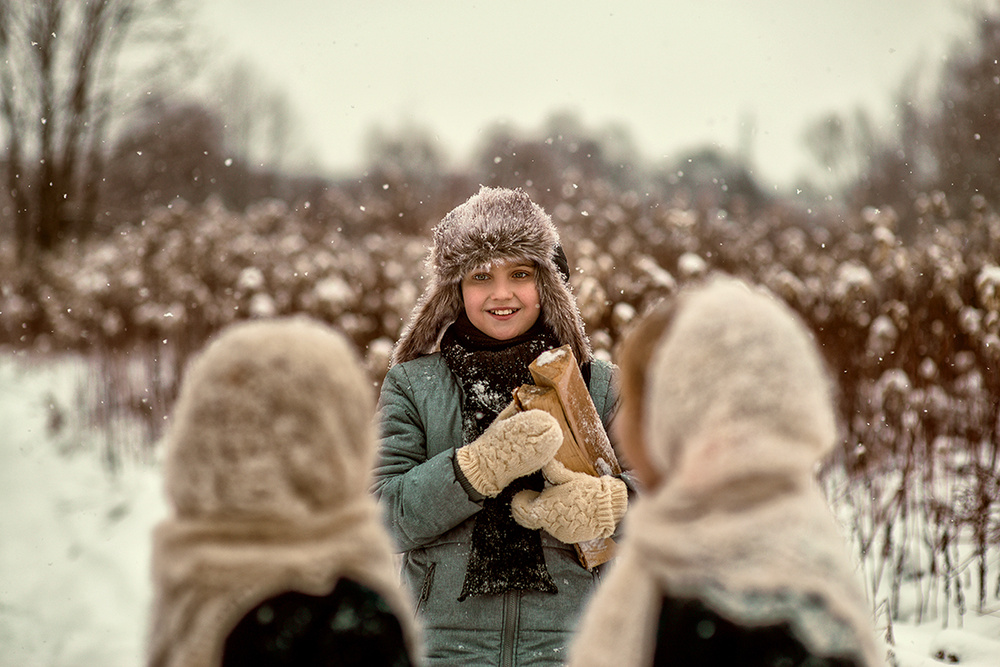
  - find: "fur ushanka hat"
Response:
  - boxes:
[391,186,591,366]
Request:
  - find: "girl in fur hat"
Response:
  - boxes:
[147,317,420,667]
[568,276,887,667]
[373,186,633,666]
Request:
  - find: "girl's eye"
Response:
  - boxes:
[512,270,531,279]
[474,273,490,281]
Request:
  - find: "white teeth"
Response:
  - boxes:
[491,309,516,316]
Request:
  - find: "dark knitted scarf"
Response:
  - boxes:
[441,311,561,600]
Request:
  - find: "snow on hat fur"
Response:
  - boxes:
[391,186,591,366]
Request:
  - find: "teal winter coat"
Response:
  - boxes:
[374,352,620,667]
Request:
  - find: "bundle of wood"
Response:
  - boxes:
[514,345,621,569]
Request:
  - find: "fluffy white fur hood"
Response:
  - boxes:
[147,317,419,667]
[162,316,378,518]
[646,274,837,490]
[568,276,885,666]
[391,186,591,366]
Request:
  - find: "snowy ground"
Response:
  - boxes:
[1,351,998,666]
[0,352,166,667]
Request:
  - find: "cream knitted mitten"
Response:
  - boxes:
[511,460,628,543]
[455,409,562,497]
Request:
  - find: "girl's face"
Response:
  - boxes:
[461,259,541,340]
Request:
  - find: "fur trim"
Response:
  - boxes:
[392,186,591,366]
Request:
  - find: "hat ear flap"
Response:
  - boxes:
[536,263,592,364]
[391,280,464,366]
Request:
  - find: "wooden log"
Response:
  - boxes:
[512,385,594,476]
[528,345,620,477]
[512,344,621,569]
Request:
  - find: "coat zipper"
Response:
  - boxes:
[500,589,519,667]
[416,561,435,615]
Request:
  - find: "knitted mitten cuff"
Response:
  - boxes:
[596,475,629,530]
[453,452,487,502]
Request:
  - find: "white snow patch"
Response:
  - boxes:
[535,347,567,366]
[0,353,168,667]
[677,252,707,278]
[314,275,354,307]
[594,457,613,477]
[892,616,1000,667]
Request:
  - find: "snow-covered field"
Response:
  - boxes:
[1,351,997,666]
[0,352,166,667]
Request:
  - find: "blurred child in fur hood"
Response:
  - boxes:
[568,275,887,667]
[147,317,420,667]
[373,186,634,666]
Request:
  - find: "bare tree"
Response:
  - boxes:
[101,95,228,219]
[0,0,192,260]
[929,7,1000,213]
[802,112,858,194]
[210,59,304,173]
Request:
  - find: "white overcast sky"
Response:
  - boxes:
[192,0,975,189]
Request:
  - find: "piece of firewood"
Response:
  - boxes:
[512,344,621,569]
[513,385,594,475]
[528,345,621,477]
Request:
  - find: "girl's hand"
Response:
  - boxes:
[455,409,561,497]
[510,460,628,543]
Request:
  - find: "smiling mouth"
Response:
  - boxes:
[489,308,519,316]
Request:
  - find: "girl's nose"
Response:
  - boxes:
[491,278,513,299]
